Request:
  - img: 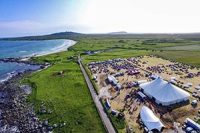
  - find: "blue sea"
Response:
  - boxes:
[0,39,76,82]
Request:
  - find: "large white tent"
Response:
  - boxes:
[140,106,164,131]
[139,77,190,106]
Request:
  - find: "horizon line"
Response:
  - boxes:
[2,31,200,39]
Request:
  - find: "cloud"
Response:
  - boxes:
[80,0,200,33]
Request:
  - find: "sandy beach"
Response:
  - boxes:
[34,40,77,57]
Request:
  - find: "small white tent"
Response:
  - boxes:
[139,77,190,106]
[140,106,164,132]
[108,75,118,85]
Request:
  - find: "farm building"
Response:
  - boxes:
[140,106,164,132]
[139,77,190,106]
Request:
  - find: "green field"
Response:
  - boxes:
[83,49,149,64]
[23,52,105,133]
[19,34,200,133]
[152,50,200,67]
[163,44,200,51]
[70,37,200,67]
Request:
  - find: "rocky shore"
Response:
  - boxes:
[0,57,50,83]
[0,59,51,133]
[0,57,42,65]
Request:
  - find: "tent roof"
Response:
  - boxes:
[139,77,190,104]
[140,106,164,131]
[108,75,118,84]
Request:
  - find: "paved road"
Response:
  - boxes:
[78,57,116,133]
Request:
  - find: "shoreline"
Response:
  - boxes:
[33,39,76,57]
[0,39,77,132]
[0,62,47,83]
[0,70,46,132]
[0,39,77,83]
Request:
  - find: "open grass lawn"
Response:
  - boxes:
[83,49,150,64]
[71,37,200,52]
[24,52,105,133]
[70,37,200,68]
[152,50,200,67]
[162,44,200,51]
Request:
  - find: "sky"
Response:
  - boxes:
[0,0,200,37]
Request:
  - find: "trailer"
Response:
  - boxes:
[105,99,111,109]
[185,118,200,132]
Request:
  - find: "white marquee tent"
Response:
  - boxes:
[139,77,190,106]
[140,106,164,131]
